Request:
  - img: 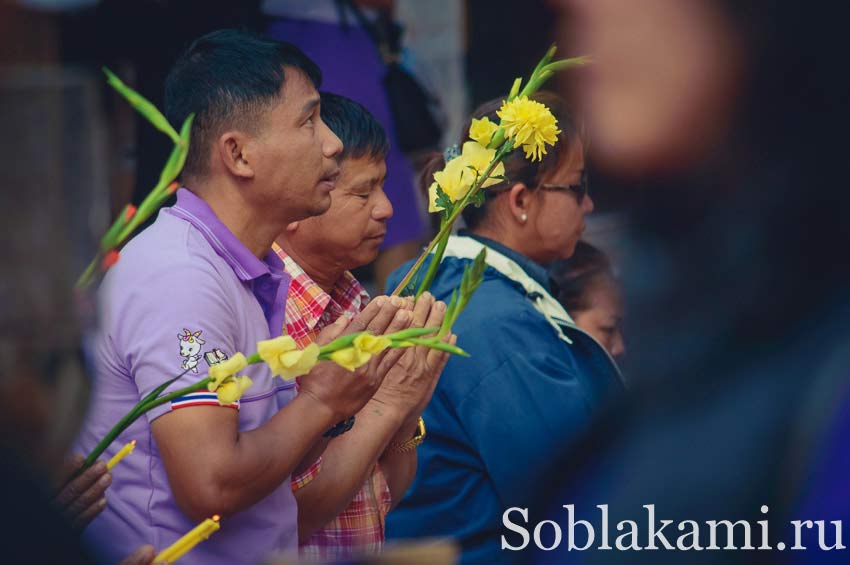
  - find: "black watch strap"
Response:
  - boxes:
[323,416,356,438]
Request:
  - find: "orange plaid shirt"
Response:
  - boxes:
[274,244,393,560]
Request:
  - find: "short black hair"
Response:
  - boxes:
[165,29,322,180]
[319,92,389,162]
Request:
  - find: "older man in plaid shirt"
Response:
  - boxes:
[275,92,450,560]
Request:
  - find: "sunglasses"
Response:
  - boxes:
[539,169,589,204]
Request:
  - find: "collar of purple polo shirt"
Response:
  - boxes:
[167,188,290,338]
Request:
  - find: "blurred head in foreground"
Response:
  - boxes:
[0,183,90,475]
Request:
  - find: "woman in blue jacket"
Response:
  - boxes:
[386,94,624,563]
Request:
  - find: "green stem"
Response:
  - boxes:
[415,232,449,298]
[317,327,441,360]
[75,253,102,290]
[316,332,361,356]
[385,327,439,341]
[402,337,469,357]
[391,144,512,296]
[81,377,209,470]
[529,44,557,81]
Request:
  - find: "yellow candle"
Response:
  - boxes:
[155,515,221,563]
[106,440,136,470]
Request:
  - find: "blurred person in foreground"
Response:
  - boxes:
[0,156,157,564]
[550,241,625,360]
[74,29,413,565]
[384,93,625,564]
[274,92,451,559]
[520,1,850,563]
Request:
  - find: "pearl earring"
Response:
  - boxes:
[520,213,527,223]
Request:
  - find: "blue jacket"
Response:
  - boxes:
[385,237,624,564]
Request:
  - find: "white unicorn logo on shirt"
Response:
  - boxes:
[178,328,205,373]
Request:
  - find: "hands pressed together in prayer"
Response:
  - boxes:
[291,292,451,539]
[301,293,450,426]
[300,295,414,423]
[369,292,451,438]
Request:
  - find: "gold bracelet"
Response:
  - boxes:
[388,417,426,453]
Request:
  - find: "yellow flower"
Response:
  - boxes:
[432,154,473,203]
[458,141,505,189]
[329,346,372,372]
[277,343,320,380]
[469,117,499,147]
[208,353,248,391]
[497,96,561,162]
[257,335,320,380]
[431,141,506,206]
[216,375,253,405]
[427,182,443,213]
[353,333,392,355]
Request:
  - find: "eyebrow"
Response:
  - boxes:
[300,97,320,117]
[349,175,385,192]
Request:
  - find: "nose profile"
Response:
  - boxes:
[583,193,595,214]
[321,119,343,158]
[372,188,394,221]
[611,332,625,358]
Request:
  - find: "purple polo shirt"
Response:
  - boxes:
[76,189,297,565]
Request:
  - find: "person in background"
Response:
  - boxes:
[74,29,410,565]
[274,92,451,560]
[263,0,426,291]
[550,241,625,360]
[385,93,624,564]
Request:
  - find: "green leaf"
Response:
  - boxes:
[434,184,454,212]
[541,55,592,74]
[103,67,180,144]
[530,44,558,82]
[99,204,131,252]
[508,77,522,101]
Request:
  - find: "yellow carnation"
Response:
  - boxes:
[208,353,248,391]
[497,96,561,162]
[216,375,253,405]
[469,117,499,147]
[353,333,392,355]
[458,142,506,188]
[329,346,372,372]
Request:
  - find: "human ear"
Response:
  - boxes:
[507,183,533,224]
[216,131,255,180]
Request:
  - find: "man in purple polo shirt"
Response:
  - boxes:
[75,30,410,564]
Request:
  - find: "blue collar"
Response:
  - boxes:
[461,232,552,290]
